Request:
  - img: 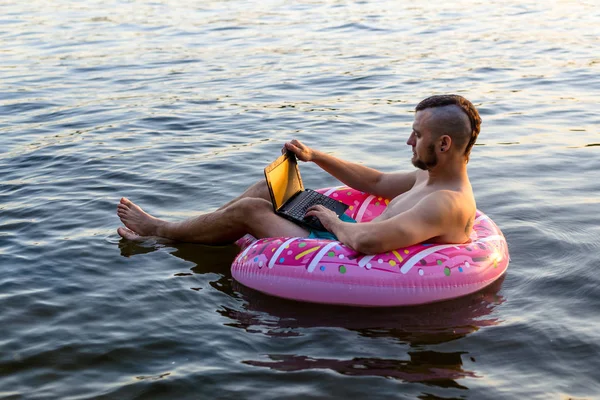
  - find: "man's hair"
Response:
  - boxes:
[415,94,482,162]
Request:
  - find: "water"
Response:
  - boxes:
[1,0,599,398]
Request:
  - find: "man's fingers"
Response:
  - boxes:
[284,141,299,152]
[306,205,328,217]
[290,139,306,151]
[305,207,317,216]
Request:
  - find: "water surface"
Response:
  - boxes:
[1,0,599,398]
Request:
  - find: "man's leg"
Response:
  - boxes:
[117,196,309,244]
[217,180,270,211]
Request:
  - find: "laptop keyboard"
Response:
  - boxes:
[287,191,341,220]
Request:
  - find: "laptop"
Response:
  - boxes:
[264,151,349,231]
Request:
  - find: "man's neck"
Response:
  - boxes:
[426,161,469,186]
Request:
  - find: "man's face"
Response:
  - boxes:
[407,110,438,170]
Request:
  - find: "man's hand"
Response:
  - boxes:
[305,205,339,231]
[283,139,315,162]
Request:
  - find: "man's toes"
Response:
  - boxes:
[120,197,133,207]
[117,212,132,225]
[117,227,143,241]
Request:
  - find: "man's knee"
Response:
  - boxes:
[228,198,272,223]
[250,180,270,200]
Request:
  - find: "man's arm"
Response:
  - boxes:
[285,139,417,199]
[307,191,455,254]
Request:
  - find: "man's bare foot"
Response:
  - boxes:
[116,198,163,239]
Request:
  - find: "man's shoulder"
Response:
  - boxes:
[416,190,457,213]
[417,188,474,219]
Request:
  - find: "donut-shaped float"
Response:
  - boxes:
[232,187,509,307]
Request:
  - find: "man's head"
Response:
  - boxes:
[408,94,482,169]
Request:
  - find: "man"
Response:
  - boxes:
[117,94,482,254]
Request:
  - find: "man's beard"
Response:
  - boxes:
[412,143,438,170]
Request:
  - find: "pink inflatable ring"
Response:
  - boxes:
[232,187,510,307]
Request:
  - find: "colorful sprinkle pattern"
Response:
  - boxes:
[232,187,510,306]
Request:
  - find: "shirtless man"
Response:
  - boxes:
[117,94,482,254]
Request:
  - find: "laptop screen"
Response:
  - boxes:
[264,153,303,211]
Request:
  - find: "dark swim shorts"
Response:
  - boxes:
[307,213,357,241]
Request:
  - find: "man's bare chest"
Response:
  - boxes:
[375,184,434,220]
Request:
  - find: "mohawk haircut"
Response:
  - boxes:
[415,95,482,162]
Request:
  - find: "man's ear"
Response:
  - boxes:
[440,135,452,152]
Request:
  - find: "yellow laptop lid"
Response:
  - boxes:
[264,152,304,211]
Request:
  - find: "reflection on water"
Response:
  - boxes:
[119,238,240,294]
[234,278,504,387]
[119,240,504,388]
[243,352,474,389]
[228,277,504,344]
